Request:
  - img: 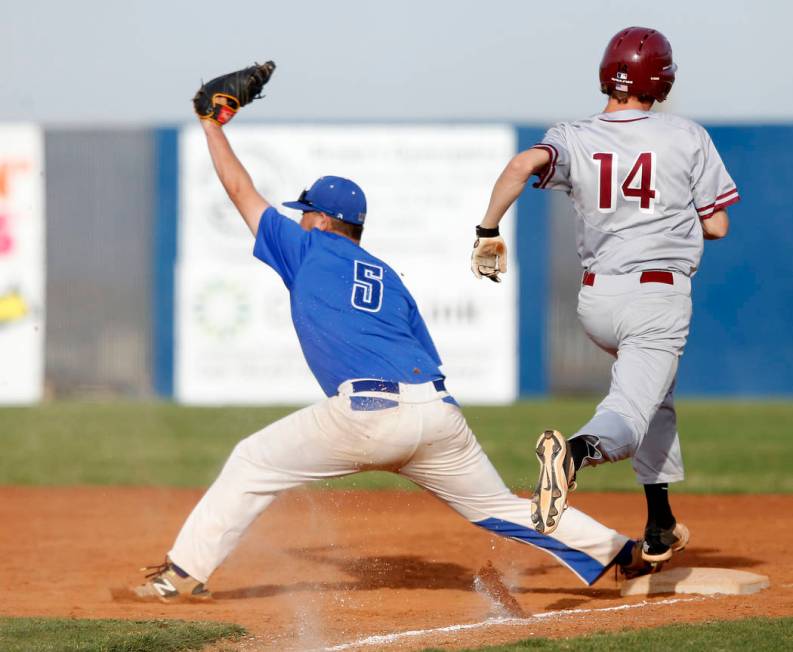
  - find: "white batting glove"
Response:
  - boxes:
[471,226,507,283]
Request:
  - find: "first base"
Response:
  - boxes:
[620,567,769,597]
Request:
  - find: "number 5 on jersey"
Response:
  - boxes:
[351,260,384,313]
[592,151,658,214]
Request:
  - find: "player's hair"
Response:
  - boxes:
[328,219,364,242]
[610,89,656,105]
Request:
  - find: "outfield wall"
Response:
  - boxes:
[1,123,789,402]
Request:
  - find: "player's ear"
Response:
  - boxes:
[317,213,333,232]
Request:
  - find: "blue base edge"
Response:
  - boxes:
[474,516,631,586]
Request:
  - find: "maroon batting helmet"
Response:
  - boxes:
[599,27,677,102]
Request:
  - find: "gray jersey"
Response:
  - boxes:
[534,109,739,275]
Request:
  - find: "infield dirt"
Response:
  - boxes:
[1,488,791,650]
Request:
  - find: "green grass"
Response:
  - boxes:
[5,616,788,652]
[421,616,793,651]
[0,400,791,492]
[0,617,243,652]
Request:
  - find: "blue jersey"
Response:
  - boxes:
[253,207,443,397]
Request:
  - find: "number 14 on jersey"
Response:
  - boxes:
[592,151,658,214]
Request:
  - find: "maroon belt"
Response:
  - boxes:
[582,270,674,287]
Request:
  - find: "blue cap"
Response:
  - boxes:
[283,176,367,225]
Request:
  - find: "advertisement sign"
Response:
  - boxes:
[0,125,45,404]
[177,125,516,404]
[176,262,321,404]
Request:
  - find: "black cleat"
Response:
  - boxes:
[641,522,690,563]
[619,540,666,580]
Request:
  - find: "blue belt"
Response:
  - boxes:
[351,379,447,394]
[348,379,458,411]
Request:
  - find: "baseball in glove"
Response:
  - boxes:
[193,61,276,125]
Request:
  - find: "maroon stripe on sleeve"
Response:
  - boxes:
[699,194,741,219]
[714,194,741,212]
[531,144,558,189]
[696,187,739,213]
[716,187,738,200]
[540,144,559,188]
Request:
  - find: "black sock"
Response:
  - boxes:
[569,437,589,471]
[644,483,675,530]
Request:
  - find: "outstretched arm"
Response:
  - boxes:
[479,147,551,229]
[201,120,269,236]
[471,147,552,283]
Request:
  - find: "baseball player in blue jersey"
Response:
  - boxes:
[115,64,657,604]
[472,27,739,568]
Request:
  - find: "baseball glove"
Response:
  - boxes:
[193,61,276,125]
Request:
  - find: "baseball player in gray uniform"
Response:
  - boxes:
[471,26,739,566]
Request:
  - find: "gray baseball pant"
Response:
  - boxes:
[571,272,692,484]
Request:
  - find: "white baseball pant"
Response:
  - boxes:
[573,271,692,484]
[169,380,630,585]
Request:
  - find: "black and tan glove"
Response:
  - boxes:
[193,61,276,125]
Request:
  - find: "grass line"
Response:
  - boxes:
[420,615,793,651]
[0,617,244,652]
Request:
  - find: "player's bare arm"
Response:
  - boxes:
[471,147,551,282]
[480,147,552,230]
[192,62,276,236]
[200,121,268,236]
[702,210,729,240]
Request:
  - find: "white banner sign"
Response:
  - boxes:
[0,125,45,404]
[177,125,516,404]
